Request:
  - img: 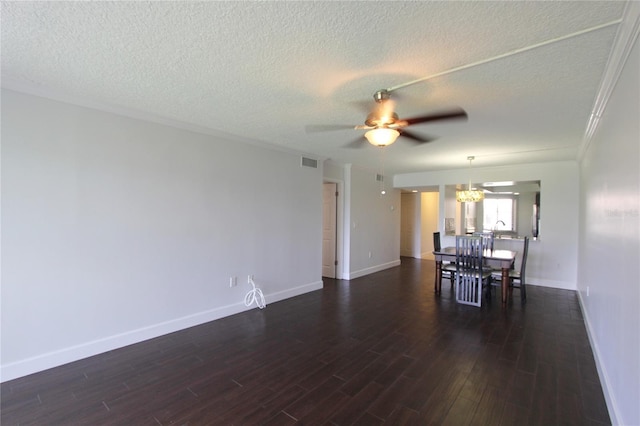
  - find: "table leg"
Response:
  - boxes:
[435,260,442,294]
[501,267,510,304]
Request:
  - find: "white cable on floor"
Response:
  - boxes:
[244,276,266,309]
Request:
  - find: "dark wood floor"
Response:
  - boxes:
[1,257,610,425]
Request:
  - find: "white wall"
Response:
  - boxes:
[1,90,323,381]
[394,161,580,289]
[347,166,401,279]
[323,160,345,182]
[516,192,536,236]
[578,16,639,426]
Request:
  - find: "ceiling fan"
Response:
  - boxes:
[305,89,468,148]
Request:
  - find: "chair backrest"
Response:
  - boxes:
[519,236,530,280]
[455,236,484,307]
[433,232,442,251]
[473,232,495,251]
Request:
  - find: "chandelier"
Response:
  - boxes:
[456,156,485,202]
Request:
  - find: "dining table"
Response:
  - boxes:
[433,246,517,304]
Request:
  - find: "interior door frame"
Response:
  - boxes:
[323,178,345,279]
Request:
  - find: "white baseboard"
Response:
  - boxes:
[577,291,619,425]
[526,277,576,290]
[264,280,323,305]
[0,280,323,383]
[347,259,401,280]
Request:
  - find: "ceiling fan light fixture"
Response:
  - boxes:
[364,128,400,147]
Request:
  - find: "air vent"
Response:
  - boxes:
[376,174,384,182]
[301,157,318,168]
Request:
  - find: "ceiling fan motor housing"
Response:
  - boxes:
[373,89,391,103]
[365,111,399,128]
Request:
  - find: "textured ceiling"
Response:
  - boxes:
[1,1,627,175]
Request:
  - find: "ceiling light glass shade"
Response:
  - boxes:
[456,190,485,202]
[364,128,400,147]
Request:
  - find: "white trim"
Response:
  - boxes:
[347,259,401,280]
[264,280,324,305]
[0,281,322,383]
[0,83,327,163]
[577,291,620,426]
[343,164,352,280]
[323,178,346,280]
[525,277,576,291]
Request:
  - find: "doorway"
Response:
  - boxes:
[399,191,440,259]
[322,182,338,278]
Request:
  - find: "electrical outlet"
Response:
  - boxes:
[248,274,253,284]
[587,286,590,297]
[368,251,372,259]
[229,276,237,288]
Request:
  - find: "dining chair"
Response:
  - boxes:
[433,232,456,287]
[455,236,493,307]
[473,231,495,251]
[491,236,529,303]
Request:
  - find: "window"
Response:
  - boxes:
[483,197,516,232]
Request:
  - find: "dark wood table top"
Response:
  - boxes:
[434,246,516,262]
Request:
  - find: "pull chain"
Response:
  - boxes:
[379,147,386,195]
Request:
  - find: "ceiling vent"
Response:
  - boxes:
[301,157,318,168]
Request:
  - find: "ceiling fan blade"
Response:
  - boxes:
[401,107,468,126]
[305,124,356,133]
[400,130,436,144]
[345,136,367,149]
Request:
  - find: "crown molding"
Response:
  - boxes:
[578,1,640,161]
[1,81,323,162]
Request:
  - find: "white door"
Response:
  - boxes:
[322,183,337,278]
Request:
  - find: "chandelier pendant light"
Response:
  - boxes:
[456,156,484,202]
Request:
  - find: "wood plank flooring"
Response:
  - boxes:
[1,257,610,425]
